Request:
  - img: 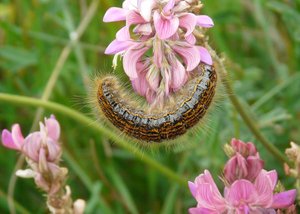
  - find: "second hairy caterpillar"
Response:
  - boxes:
[93,63,217,143]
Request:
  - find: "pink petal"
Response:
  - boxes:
[198,46,213,65]
[272,190,297,209]
[188,181,197,198]
[116,27,131,41]
[170,58,186,90]
[45,139,61,161]
[163,0,175,13]
[138,0,156,22]
[23,132,42,162]
[265,170,277,190]
[193,170,226,211]
[103,7,127,22]
[245,157,264,182]
[11,124,24,147]
[189,207,219,214]
[105,39,134,55]
[185,34,196,44]
[154,11,179,40]
[123,44,149,79]
[254,171,274,207]
[133,23,153,35]
[45,117,60,141]
[179,13,197,37]
[126,11,146,26]
[146,66,160,91]
[196,15,214,28]
[226,180,257,205]
[173,44,200,71]
[131,61,149,96]
[195,183,226,211]
[1,129,19,150]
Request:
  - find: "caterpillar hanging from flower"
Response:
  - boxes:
[91,0,220,144]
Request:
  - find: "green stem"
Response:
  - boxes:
[217,60,291,165]
[0,93,187,187]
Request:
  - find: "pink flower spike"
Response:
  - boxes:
[103,7,127,22]
[153,11,179,40]
[196,15,214,28]
[272,189,297,209]
[172,44,200,71]
[198,47,212,65]
[123,44,149,79]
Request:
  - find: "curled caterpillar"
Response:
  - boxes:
[94,63,217,143]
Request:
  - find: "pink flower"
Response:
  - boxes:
[189,170,297,213]
[224,138,264,184]
[1,115,61,163]
[103,0,214,105]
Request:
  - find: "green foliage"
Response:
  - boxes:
[0,0,299,213]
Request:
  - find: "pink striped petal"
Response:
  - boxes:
[196,15,214,28]
[185,33,196,44]
[11,124,24,146]
[154,11,179,39]
[226,180,258,205]
[173,44,200,71]
[45,117,60,141]
[131,70,148,97]
[272,190,297,209]
[189,207,219,214]
[254,171,273,207]
[126,11,146,26]
[179,13,197,37]
[2,129,19,150]
[123,45,149,79]
[170,58,186,90]
[265,170,277,190]
[198,46,212,65]
[104,39,134,55]
[103,7,127,22]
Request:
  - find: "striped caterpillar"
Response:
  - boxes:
[93,63,218,143]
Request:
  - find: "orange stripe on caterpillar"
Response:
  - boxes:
[95,63,217,143]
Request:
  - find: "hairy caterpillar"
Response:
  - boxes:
[93,63,218,143]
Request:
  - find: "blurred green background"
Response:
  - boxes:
[0,0,300,213]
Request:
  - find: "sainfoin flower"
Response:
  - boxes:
[224,138,264,184]
[1,115,85,213]
[188,170,296,213]
[103,0,214,105]
[188,139,297,213]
